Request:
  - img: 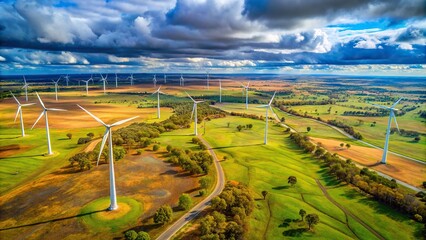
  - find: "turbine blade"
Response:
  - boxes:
[21,103,35,107]
[31,110,45,129]
[10,91,20,105]
[190,104,195,120]
[268,91,277,106]
[23,75,27,84]
[370,103,389,110]
[77,104,106,126]
[35,92,46,109]
[46,108,67,111]
[391,97,403,108]
[185,92,195,102]
[111,116,139,127]
[256,105,269,108]
[14,106,21,122]
[391,111,400,133]
[97,129,109,166]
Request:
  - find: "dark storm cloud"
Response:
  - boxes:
[242,0,424,28]
[397,26,426,42]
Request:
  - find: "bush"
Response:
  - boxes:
[125,230,138,240]
[136,149,143,155]
[153,144,160,151]
[66,133,72,139]
[166,145,172,152]
[178,194,193,210]
[77,137,91,144]
[154,205,173,224]
[199,177,212,189]
[199,190,206,196]
[87,132,95,138]
[136,231,150,240]
[414,214,423,222]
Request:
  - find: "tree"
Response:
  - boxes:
[113,146,126,161]
[125,230,138,240]
[288,176,297,187]
[281,117,285,122]
[261,190,268,200]
[346,143,351,149]
[178,193,193,210]
[153,144,160,151]
[154,205,173,224]
[237,125,243,132]
[87,132,95,138]
[166,145,172,153]
[340,143,344,148]
[307,126,311,132]
[305,213,319,230]
[299,209,306,221]
[66,133,72,139]
[199,177,212,189]
[414,136,421,142]
[136,231,151,240]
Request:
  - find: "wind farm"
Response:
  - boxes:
[0,1,425,240]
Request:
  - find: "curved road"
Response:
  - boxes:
[156,136,225,240]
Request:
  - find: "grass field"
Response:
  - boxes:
[202,115,421,239]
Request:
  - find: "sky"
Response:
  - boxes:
[0,0,425,76]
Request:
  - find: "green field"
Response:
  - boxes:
[202,115,421,239]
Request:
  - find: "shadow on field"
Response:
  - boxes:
[0,209,106,231]
[212,143,262,150]
[279,218,308,237]
[0,154,44,159]
[272,186,290,190]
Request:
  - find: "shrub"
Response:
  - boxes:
[125,230,138,240]
[136,149,143,155]
[414,214,423,222]
[153,144,160,151]
[199,190,206,196]
[178,194,193,210]
[154,205,173,224]
[77,137,91,144]
[166,145,172,153]
[66,133,72,139]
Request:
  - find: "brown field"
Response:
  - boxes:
[0,152,198,239]
[311,137,426,188]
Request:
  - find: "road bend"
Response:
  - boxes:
[156,136,225,240]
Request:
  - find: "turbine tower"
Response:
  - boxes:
[77,104,138,211]
[371,98,403,164]
[53,77,61,101]
[115,73,119,88]
[241,82,250,109]
[257,91,277,145]
[164,74,167,84]
[11,92,35,137]
[180,74,185,86]
[206,71,210,89]
[81,77,93,96]
[31,92,66,155]
[100,74,108,94]
[64,74,70,86]
[153,74,157,87]
[152,86,165,119]
[22,76,30,102]
[219,79,222,103]
[186,92,204,136]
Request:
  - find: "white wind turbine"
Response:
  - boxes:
[64,74,70,86]
[31,92,67,155]
[164,74,167,84]
[219,79,222,103]
[206,71,210,89]
[53,77,61,101]
[241,82,250,109]
[115,73,119,88]
[153,74,157,87]
[81,77,93,96]
[371,98,403,164]
[22,75,30,102]
[152,86,165,119]
[257,91,277,145]
[100,74,108,94]
[186,92,204,136]
[180,74,185,86]
[77,104,138,211]
[11,92,35,137]
[127,73,134,86]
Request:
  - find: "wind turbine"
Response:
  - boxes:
[64,74,70,86]
[186,92,204,136]
[31,92,67,155]
[100,74,108,94]
[219,79,222,103]
[371,98,403,164]
[153,74,157,87]
[81,77,93,96]
[180,74,185,86]
[22,76,30,102]
[11,92,35,137]
[152,86,165,119]
[241,82,250,109]
[164,74,167,84]
[257,91,277,145]
[77,104,138,211]
[127,73,133,86]
[53,77,61,101]
[115,73,119,88]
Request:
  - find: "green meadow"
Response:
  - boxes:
[202,115,421,239]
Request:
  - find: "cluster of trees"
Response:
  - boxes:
[342,110,387,117]
[198,182,254,240]
[168,146,213,175]
[192,137,207,150]
[298,209,319,230]
[276,105,363,140]
[289,132,426,222]
[154,204,173,225]
[236,124,253,132]
[419,110,426,119]
[230,112,263,120]
[124,230,150,240]
[77,132,95,144]
[274,99,338,106]
[68,152,94,171]
[390,128,421,138]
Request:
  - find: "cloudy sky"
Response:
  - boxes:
[0,0,425,75]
